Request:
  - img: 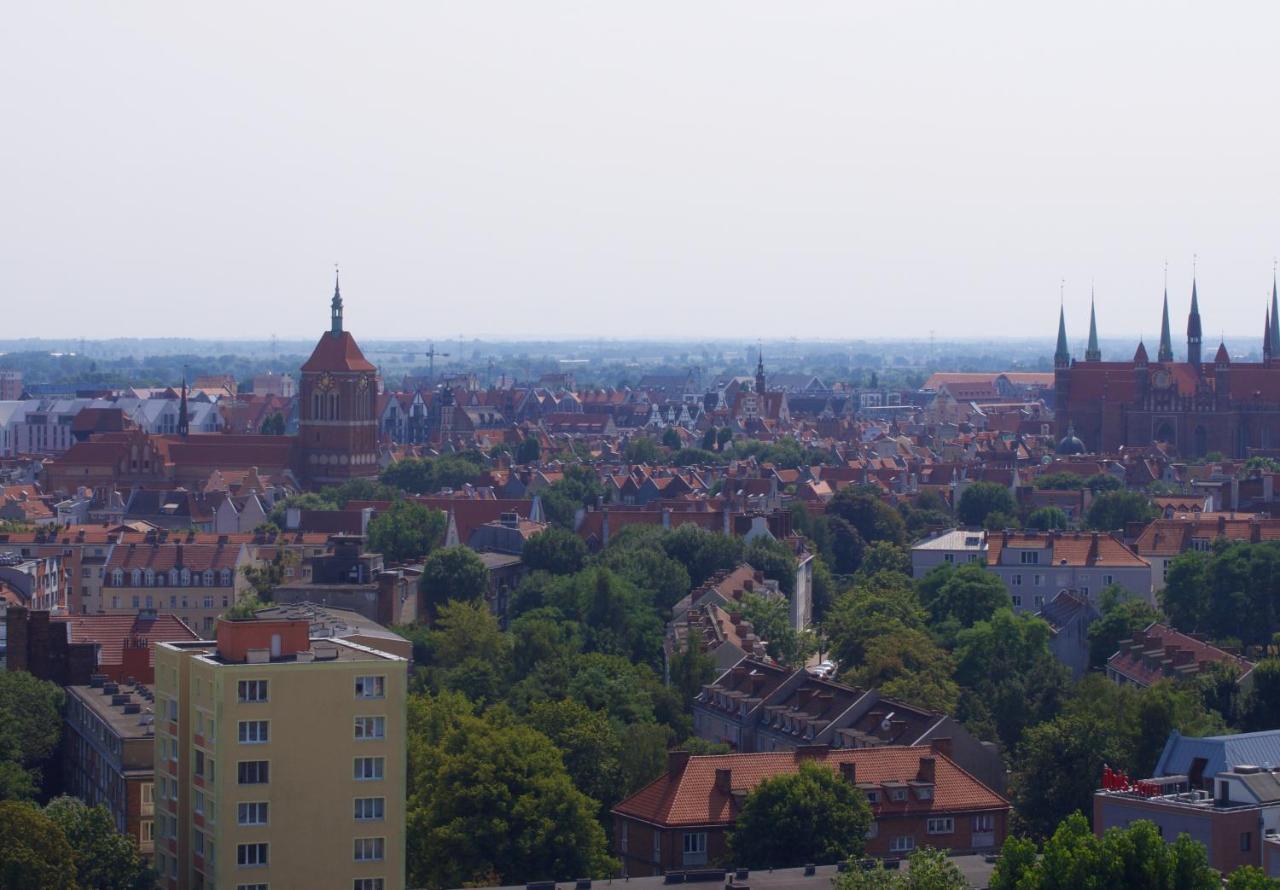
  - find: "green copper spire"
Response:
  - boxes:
[1158,288,1173,363]
[1055,305,1070,368]
[1085,289,1101,362]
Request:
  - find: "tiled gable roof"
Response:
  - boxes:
[300,331,376,373]
[613,746,1006,827]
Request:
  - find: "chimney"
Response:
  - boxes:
[917,756,936,784]
[929,737,953,758]
[715,767,732,794]
[840,761,857,784]
[667,749,691,778]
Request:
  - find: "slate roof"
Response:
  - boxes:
[1155,729,1280,782]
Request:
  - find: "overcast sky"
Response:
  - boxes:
[4,3,1280,345]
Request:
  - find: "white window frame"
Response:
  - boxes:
[354,837,385,862]
[354,757,385,781]
[354,797,385,821]
[238,802,269,826]
[239,720,270,744]
[927,817,954,834]
[237,842,269,868]
[890,836,916,853]
[355,676,386,699]
[355,716,385,741]
[238,680,269,703]
[682,831,706,854]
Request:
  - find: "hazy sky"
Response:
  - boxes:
[5,3,1280,344]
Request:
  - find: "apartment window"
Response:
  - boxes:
[238,680,268,703]
[354,798,385,821]
[1242,832,1252,852]
[141,820,154,842]
[943,554,954,564]
[1033,574,1043,587]
[238,885,269,890]
[1011,595,1023,607]
[620,823,629,853]
[973,814,995,832]
[354,880,385,890]
[354,757,385,781]
[355,676,385,699]
[141,783,154,806]
[890,789,908,801]
[1020,550,1039,565]
[238,802,269,826]
[890,836,916,853]
[239,720,270,744]
[194,750,206,778]
[927,817,954,834]
[355,717,385,741]
[354,837,385,862]
[865,790,879,804]
[237,843,269,867]
[1103,574,1114,586]
[194,790,205,815]
[682,831,707,855]
[194,830,205,856]
[1034,595,1044,608]
[653,832,662,863]
[1011,574,1022,586]
[238,761,269,785]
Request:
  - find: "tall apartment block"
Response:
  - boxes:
[153,615,406,890]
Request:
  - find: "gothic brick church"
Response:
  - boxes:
[1054,280,1280,457]
[297,274,381,485]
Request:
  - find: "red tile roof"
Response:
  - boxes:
[614,746,1007,828]
[987,530,1148,568]
[53,613,200,669]
[300,331,376,373]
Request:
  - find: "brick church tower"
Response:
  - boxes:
[298,272,380,486]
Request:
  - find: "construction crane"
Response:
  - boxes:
[425,343,451,383]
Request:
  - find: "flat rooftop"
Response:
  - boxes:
[68,682,156,739]
[442,856,997,890]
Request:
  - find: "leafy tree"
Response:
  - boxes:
[0,802,77,889]
[515,437,542,464]
[728,761,872,868]
[716,427,734,450]
[661,427,682,449]
[834,847,970,889]
[827,489,908,547]
[596,542,692,614]
[406,692,613,888]
[420,546,490,617]
[380,457,436,493]
[617,723,673,795]
[526,699,623,813]
[1026,506,1070,531]
[734,592,815,668]
[855,542,911,581]
[1243,658,1280,731]
[917,563,1011,630]
[541,464,605,529]
[366,500,447,564]
[1034,471,1085,490]
[0,672,63,801]
[670,633,718,705]
[1160,540,1280,647]
[1086,474,1124,493]
[826,515,867,575]
[1228,867,1280,889]
[954,609,1068,752]
[44,796,153,890]
[824,572,926,668]
[744,535,798,595]
[624,436,660,463]
[983,510,1019,532]
[956,482,1016,528]
[522,528,588,575]
[661,525,743,587]
[1085,490,1156,531]
[241,547,299,601]
[990,812,1218,890]
[1088,587,1159,670]
[267,490,337,528]
[849,624,959,713]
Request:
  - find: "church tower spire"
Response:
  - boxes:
[1085,288,1101,362]
[1158,288,1174,363]
[1187,276,1202,371]
[1054,305,1071,369]
[1266,303,1273,367]
[1271,271,1280,358]
[754,346,766,395]
[331,267,344,336]
[178,368,189,438]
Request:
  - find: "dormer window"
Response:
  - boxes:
[180,568,190,586]
[890,789,908,802]
[111,569,123,586]
[1020,551,1039,565]
[203,570,214,586]
[143,569,154,586]
[131,569,141,586]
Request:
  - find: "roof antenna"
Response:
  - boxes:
[1060,277,1065,305]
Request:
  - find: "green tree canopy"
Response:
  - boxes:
[1085,490,1156,532]
[827,489,908,548]
[407,691,613,888]
[515,437,542,464]
[1026,506,1070,531]
[956,482,1016,528]
[728,760,873,868]
[522,527,589,575]
[420,546,490,617]
[1160,540,1280,647]
[44,796,153,890]
[917,563,1011,630]
[1088,587,1159,670]
[1034,471,1085,490]
[0,801,77,890]
[834,847,971,889]
[661,524,744,587]
[366,500,447,564]
[0,672,64,801]
[744,535,798,595]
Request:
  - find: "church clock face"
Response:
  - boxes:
[357,375,370,392]
[1152,369,1171,389]
[317,373,334,391]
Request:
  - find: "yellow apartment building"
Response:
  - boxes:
[153,614,406,890]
